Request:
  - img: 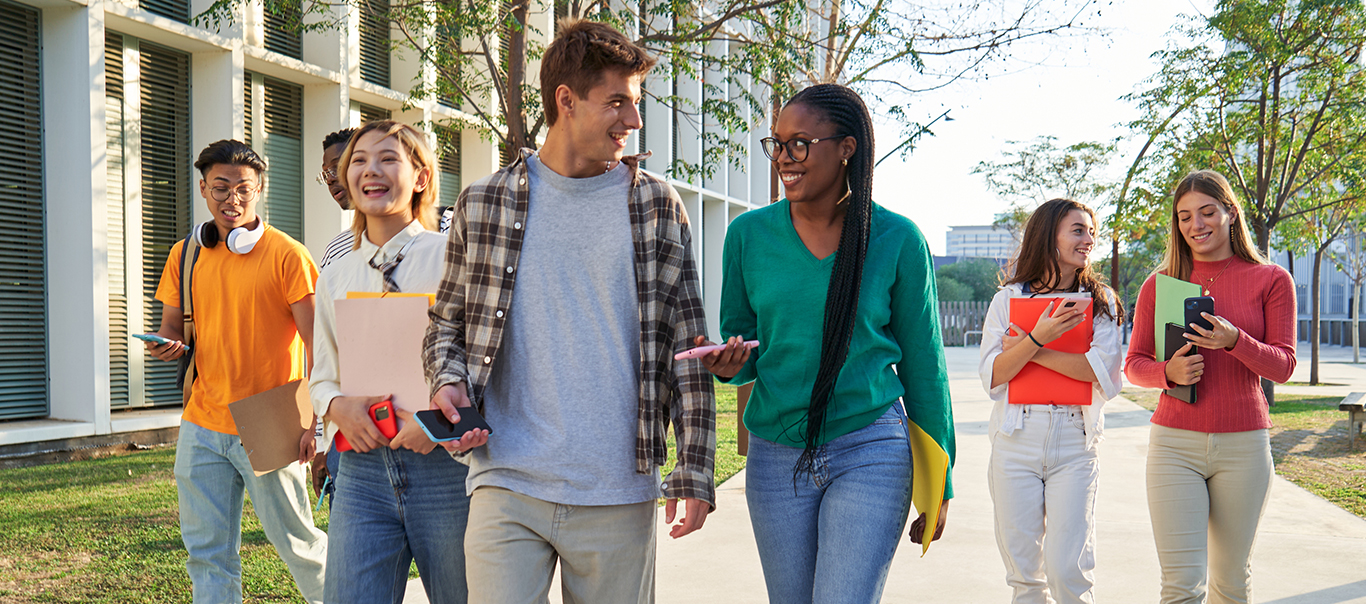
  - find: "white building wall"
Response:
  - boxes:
[0,0,769,445]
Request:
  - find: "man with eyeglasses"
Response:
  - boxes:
[144,139,328,604]
[316,128,358,270]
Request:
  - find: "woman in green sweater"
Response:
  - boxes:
[697,83,955,604]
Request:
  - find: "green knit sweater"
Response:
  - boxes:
[719,200,955,497]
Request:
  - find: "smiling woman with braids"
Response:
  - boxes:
[696,83,955,604]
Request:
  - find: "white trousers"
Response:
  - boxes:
[988,405,1099,604]
[1146,425,1272,604]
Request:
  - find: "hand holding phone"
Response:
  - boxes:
[134,333,190,354]
[335,399,398,452]
[674,340,760,360]
[415,408,492,444]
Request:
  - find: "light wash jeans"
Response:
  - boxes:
[746,404,913,604]
[325,446,471,604]
[173,420,327,604]
[987,404,1099,604]
[464,486,657,604]
[1146,425,1272,604]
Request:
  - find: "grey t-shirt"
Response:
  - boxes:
[467,156,658,505]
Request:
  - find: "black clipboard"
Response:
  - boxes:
[1164,323,1196,404]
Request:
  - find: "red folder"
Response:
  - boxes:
[1007,296,1093,405]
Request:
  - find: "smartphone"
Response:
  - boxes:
[132,333,190,350]
[1184,296,1215,334]
[334,399,399,452]
[415,408,493,443]
[674,340,760,361]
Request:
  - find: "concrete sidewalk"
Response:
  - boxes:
[405,344,1366,603]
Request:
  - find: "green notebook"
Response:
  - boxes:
[1155,274,1201,361]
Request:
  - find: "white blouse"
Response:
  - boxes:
[977,282,1124,450]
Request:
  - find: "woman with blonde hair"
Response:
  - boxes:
[1124,170,1295,603]
[309,120,474,603]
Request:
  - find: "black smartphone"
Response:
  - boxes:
[415,408,493,443]
[1184,296,1215,334]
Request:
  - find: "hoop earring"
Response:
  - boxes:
[838,174,853,204]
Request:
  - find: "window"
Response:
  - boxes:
[263,0,303,59]
[1332,283,1345,315]
[436,126,461,211]
[0,0,45,420]
[358,0,391,87]
[140,0,189,22]
[106,33,192,409]
[245,72,305,241]
[1297,284,1309,313]
[357,102,391,124]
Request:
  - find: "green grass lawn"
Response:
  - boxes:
[0,381,745,603]
[1121,388,1366,519]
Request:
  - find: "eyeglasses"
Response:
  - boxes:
[315,167,338,185]
[760,135,851,163]
[208,185,260,203]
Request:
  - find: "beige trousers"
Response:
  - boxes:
[1146,425,1273,604]
[464,486,657,604]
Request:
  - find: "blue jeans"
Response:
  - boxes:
[746,404,913,604]
[324,446,472,604]
[173,420,327,604]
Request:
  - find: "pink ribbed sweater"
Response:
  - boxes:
[1124,257,1297,433]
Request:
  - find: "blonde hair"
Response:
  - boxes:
[340,120,440,249]
[1155,170,1267,280]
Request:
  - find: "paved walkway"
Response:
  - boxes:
[405,343,1366,603]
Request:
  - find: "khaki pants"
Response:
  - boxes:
[465,486,656,604]
[1146,425,1273,604]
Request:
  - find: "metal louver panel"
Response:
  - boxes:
[244,74,253,146]
[139,41,191,406]
[358,103,390,124]
[437,127,461,210]
[106,33,130,408]
[359,0,390,87]
[260,77,304,241]
[263,0,303,59]
[139,0,188,23]
[0,0,46,420]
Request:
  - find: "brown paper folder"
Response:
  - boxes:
[228,379,312,476]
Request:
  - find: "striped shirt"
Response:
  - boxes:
[422,149,717,507]
[317,207,454,270]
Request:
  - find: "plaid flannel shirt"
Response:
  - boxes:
[422,149,717,508]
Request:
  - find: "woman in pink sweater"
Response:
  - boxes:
[1124,170,1295,603]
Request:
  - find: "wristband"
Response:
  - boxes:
[1027,332,1044,348]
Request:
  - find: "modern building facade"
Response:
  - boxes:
[1273,240,1366,346]
[0,0,768,447]
[946,224,1016,261]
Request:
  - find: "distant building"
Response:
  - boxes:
[1272,238,1366,346]
[946,225,1017,260]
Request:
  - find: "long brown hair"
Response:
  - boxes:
[340,120,441,249]
[1155,170,1268,279]
[1004,198,1121,322]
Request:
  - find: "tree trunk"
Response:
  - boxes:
[1253,214,1271,257]
[505,1,528,155]
[1354,279,1361,364]
[1312,248,1324,385]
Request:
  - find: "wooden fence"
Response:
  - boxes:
[940,301,990,346]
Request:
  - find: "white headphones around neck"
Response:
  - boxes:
[194,219,265,254]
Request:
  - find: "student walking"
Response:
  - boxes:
[978,198,1124,603]
[144,140,327,603]
[1124,170,1296,603]
[309,120,471,604]
[422,20,715,604]
[699,83,954,604]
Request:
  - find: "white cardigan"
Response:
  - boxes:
[977,283,1124,450]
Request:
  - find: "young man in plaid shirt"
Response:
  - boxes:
[421,19,716,603]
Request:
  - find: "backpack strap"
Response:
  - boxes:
[178,232,202,403]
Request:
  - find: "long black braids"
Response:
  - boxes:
[787,83,875,478]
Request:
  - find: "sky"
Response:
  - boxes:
[870,0,1216,256]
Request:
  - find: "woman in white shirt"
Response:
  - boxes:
[977,198,1124,603]
[309,120,473,604]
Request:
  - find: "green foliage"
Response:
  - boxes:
[935,274,973,302]
[1123,0,1366,254]
[935,258,1002,302]
[194,0,1103,184]
[974,135,1119,242]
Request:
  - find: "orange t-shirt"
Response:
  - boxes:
[155,225,319,435]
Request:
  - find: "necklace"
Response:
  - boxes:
[1202,257,1235,296]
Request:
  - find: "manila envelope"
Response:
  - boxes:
[228,379,312,476]
[336,295,433,428]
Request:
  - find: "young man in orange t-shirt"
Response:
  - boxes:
[143,140,327,604]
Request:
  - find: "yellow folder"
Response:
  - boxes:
[908,418,951,556]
